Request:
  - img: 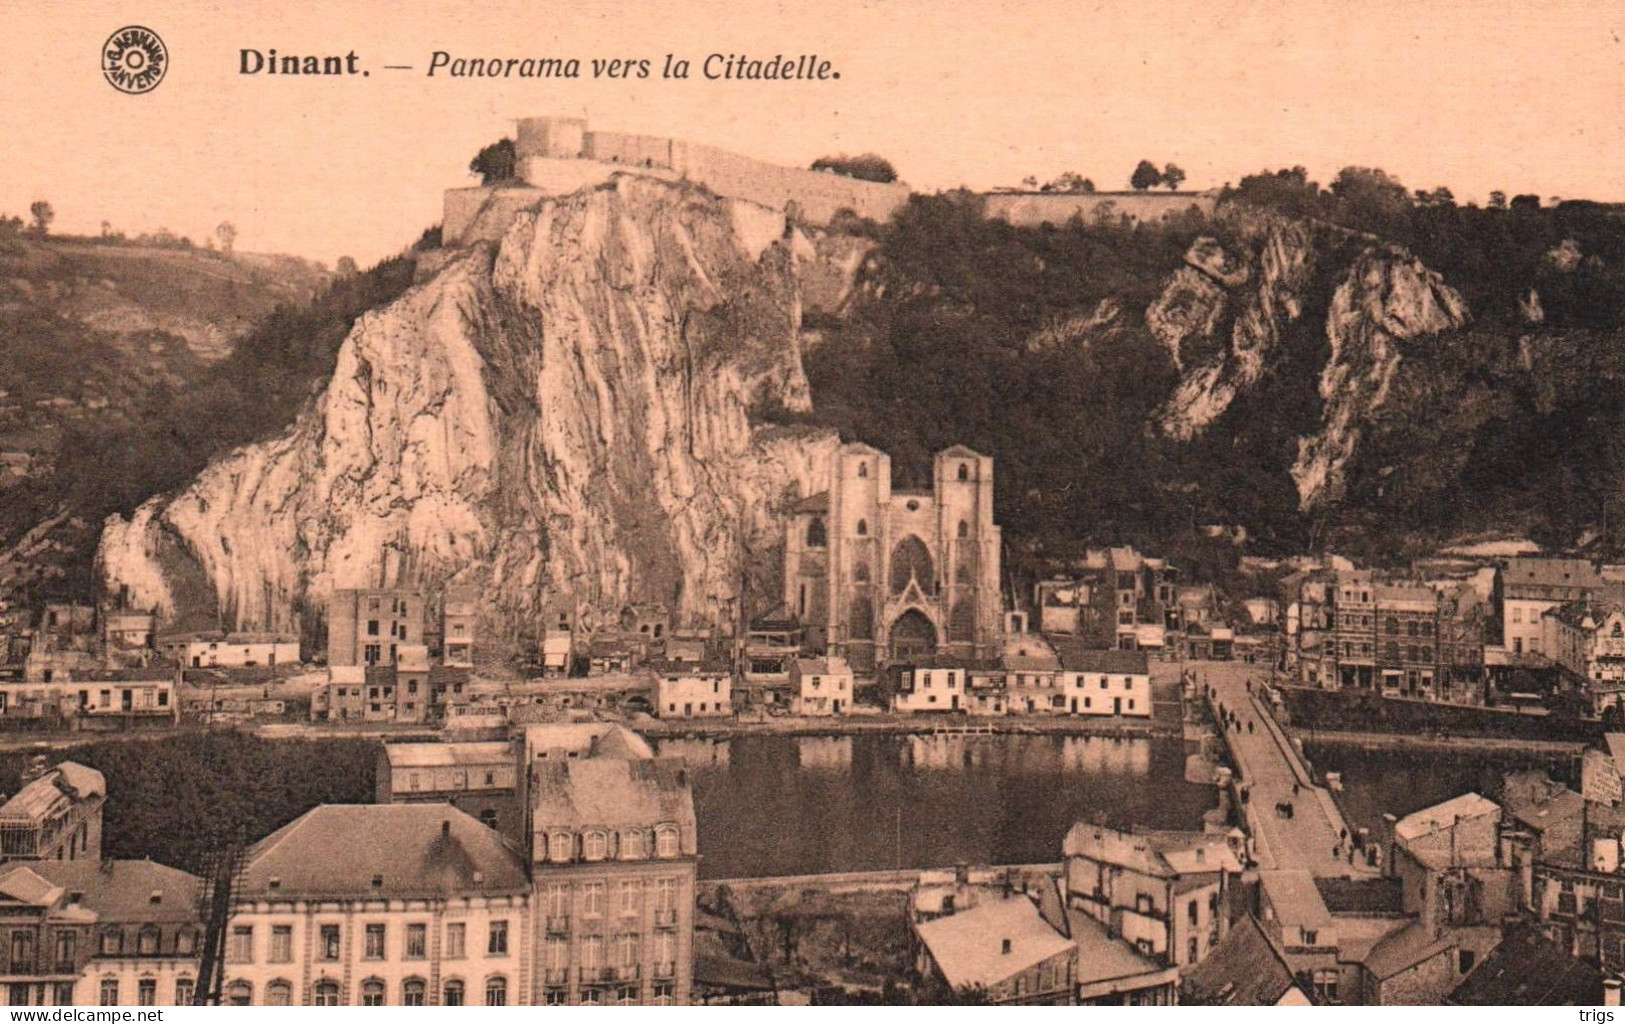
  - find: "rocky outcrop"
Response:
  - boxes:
[98,176,840,637]
[1290,247,1469,510]
[1152,215,1316,439]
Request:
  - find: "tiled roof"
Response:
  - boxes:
[1449,924,1603,1005]
[1394,793,1500,844]
[530,757,696,840]
[384,741,513,768]
[1362,919,1454,980]
[240,804,528,899]
[914,895,1073,991]
[26,860,201,924]
[793,657,851,676]
[1182,914,1301,1006]
[1260,870,1332,928]
[0,763,105,822]
[1054,644,1149,675]
[1313,877,1404,915]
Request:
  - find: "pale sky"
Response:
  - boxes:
[4,0,1622,266]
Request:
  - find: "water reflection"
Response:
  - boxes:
[673,733,1214,879]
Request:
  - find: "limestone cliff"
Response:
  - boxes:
[1149,208,1467,511]
[98,176,840,637]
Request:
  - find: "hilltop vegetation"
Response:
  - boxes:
[788,174,1625,570]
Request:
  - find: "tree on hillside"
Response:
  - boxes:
[100,220,112,239]
[1228,166,1322,218]
[1042,172,1095,194]
[215,222,237,255]
[469,138,517,185]
[1130,160,1162,191]
[1487,191,1508,211]
[1328,167,1412,233]
[28,201,53,236]
[1510,193,1541,211]
[1162,164,1187,191]
[335,256,358,277]
[810,153,898,184]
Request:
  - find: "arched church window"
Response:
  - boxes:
[957,464,969,482]
[857,462,868,478]
[856,519,868,537]
[957,520,969,539]
[807,517,827,548]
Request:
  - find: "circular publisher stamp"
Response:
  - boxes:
[102,26,168,94]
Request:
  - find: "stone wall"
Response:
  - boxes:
[983,191,1217,228]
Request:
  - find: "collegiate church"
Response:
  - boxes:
[783,444,1003,672]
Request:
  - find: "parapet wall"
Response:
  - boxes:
[984,191,1219,228]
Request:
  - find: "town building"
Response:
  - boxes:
[1055,646,1152,718]
[890,658,979,713]
[376,741,523,839]
[1181,913,1313,1005]
[101,609,155,652]
[157,632,300,669]
[29,860,203,1007]
[0,762,104,863]
[1447,924,1606,1005]
[1034,547,1180,652]
[0,671,176,724]
[1542,600,1625,714]
[788,657,852,716]
[230,804,533,1006]
[782,444,1003,673]
[1497,557,1605,658]
[1061,823,1241,969]
[651,659,732,719]
[524,722,698,1006]
[912,893,1077,1004]
[440,586,477,668]
[740,608,801,689]
[326,588,427,668]
[0,863,99,1006]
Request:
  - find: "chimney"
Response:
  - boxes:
[1001,938,1012,955]
[1606,978,1621,1007]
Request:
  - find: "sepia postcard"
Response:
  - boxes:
[0,0,1622,1010]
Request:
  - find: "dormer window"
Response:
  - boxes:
[583,830,608,861]
[138,927,160,956]
[621,830,647,860]
[548,830,573,863]
[655,825,680,859]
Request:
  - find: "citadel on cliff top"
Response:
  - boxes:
[442,115,1217,245]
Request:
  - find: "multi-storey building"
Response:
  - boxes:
[524,723,697,1006]
[789,657,852,716]
[1374,584,1440,698]
[0,863,99,1006]
[1061,824,1241,969]
[230,804,533,1006]
[1542,600,1625,714]
[0,763,104,863]
[782,444,1003,673]
[327,589,427,668]
[1034,548,1180,652]
[1331,571,1377,689]
[1497,557,1605,658]
[376,741,523,839]
[651,659,732,719]
[440,587,477,668]
[157,632,299,669]
[40,860,203,1008]
[1055,647,1152,718]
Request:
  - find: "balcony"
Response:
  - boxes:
[579,966,616,984]
[653,961,676,980]
[653,909,678,927]
[544,967,569,986]
[615,964,640,981]
[546,915,571,934]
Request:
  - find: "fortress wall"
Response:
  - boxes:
[666,139,910,224]
[583,131,677,169]
[984,191,1217,228]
